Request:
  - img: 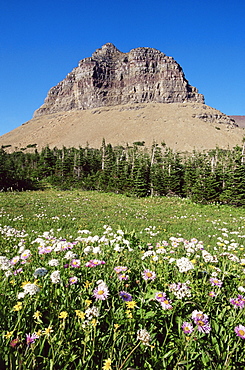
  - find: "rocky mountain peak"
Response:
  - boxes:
[34,43,205,117]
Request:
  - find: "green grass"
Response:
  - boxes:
[1,189,245,244]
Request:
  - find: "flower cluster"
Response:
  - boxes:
[191,310,211,334]
[176,257,194,273]
[137,328,151,346]
[169,282,191,299]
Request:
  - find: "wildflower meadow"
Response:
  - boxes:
[1,190,245,369]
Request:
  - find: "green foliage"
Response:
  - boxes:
[1,142,245,207]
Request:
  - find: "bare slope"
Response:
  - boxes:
[0,103,243,152]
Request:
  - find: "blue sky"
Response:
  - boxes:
[0,0,244,136]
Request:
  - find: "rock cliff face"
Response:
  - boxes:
[34,43,204,117]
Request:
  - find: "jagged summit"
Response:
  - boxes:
[34,43,204,117]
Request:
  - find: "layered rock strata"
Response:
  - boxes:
[34,43,204,117]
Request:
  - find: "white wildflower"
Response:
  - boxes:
[176,257,194,272]
[23,283,40,296]
[48,259,59,266]
[137,329,151,346]
[50,270,61,284]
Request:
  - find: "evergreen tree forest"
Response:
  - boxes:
[1,141,245,206]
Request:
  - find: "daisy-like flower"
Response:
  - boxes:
[119,291,132,301]
[93,286,109,301]
[142,269,156,281]
[137,329,151,346]
[182,322,194,334]
[125,300,137,309]
[118,273,129,281]
[10,256,20,265]
[17,292,26,299]
[114,266,128,274]
[155,292,166,302]
[209,277,223,287]
[85,259,105,267]
[70,259,81,268]
[230,295,245,309]
[69,276,78,284]
[192,310,211,333]
[42,326,53,336]
[235,324,245,339]
[102,358,112,370]
[26,333,39,346]
[209,291,217,297]
[33,311,42,321]
[160,297,173,310]
[20,250,31,260]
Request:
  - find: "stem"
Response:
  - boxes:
[117,341,141,370]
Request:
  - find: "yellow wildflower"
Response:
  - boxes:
[125,300,137,309]
[42,326,53,336]
[34,330,42,337]
[91,319,97,326]
[102,358,112,370]
[75,310,85,319]
[13,302,23,311]
[21,281,31,288]
[85,299,92,306]
[33,311,42,319]
[84,281,91,289]
[59,311,68,319]
[114,324,120,330]
[4,331,14,339]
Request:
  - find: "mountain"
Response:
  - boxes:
[0,43,243,152]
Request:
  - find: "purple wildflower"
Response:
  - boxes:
[230,295,245,308]
[85,259,105,267]
[118,273,129,281]
[142,269,156,281]
[69,276,78,285]
[209,277,223,287]
[93,286,109,300]
[114,266,128,274]
[191,310,211,333]
[209,291,217,297]
[235,325,245,339]
[26,333,39,346]
[182,322,194,334]
[155,292,166,302]
[13,268,23,275]
[70,259,81,268]
[119,291,132,301]
[160,297,173,310]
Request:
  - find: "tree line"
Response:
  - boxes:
[1,140,245,206]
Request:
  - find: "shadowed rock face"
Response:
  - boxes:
[34,43,204,117]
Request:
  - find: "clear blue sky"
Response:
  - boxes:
[0,0,244,136]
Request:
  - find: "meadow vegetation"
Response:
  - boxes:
[1,190,245,369]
